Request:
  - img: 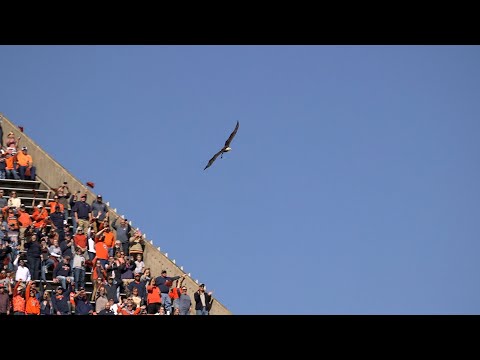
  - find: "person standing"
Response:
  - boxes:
[91,195,109,233]
[24,234,41,281]
[0,283,11,315]
[194,283,213,315]
[111,216,131,256]
[56,182,71,223]
[71,194,92,234]
[155,270,186,314]
[178,285,192,315]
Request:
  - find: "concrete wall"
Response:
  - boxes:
[0,113,232,315]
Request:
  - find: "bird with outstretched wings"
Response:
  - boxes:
[204,121,240,170]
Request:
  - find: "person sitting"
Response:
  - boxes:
[16,147,36,180]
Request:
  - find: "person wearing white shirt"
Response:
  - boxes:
[7,191,21,211]
[13,255,31,282]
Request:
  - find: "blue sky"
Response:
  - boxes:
[1,45,479,314]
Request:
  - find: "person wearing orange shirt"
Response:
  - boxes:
[94,227,109,268]
[12,281,26,315]
[32,203,49,230]
[146,277,162,314]
[25,280,40,315]
[102,225,116,257]
[48,195,65,214]
[16,146,36,180]
[17,204,32,249]
[4,148,19,180]
[118,301,144,315]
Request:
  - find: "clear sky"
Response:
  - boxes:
[1,45,479,314]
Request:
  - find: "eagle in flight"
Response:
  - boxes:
[204,121,240,170]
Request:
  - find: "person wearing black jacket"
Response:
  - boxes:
[24,233,41,281]
[194,283,213,315]
[97,300,115,315]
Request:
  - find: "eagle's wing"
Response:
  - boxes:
[204,149,224,170]
[224,120,240,147]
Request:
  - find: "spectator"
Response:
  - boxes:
[156,306,166,315]
[91,194,109,232]
[93,227,109,268]
[0,242,12,264]
[115,250,126,265]
[0,214,8,240]
[102,225,115,257]
[69,191,81,232]
[71,194,92,234]
[51,283,73,315]
[25,280,40,315]
[87,227,96,261]
[56,182,71,222]
[48,196,64,215]
[13,255,31,282]
[91,259,107,300]
[17,204,32,249]
[72,247,86,292]
[146,277,162,315]
[178,285,192,315]
[128,229,144,257]
[0,190,7,210]
[4,148,19,180]
[94,285,108,313]
[0,152,6,179]
[40,238,55,282]
[118,301,143,315]
[49,206,66,242]
[97,300,115,315]
[16,146,36,180]
[127,272,146,300]
[111,215,131,256]
[62,223,72,241]
[32,203,48,230]
[0,283,11,315]
[104,276,119,304]
[5,131,20,150]
[194,283,213,315]
[74,287,94,315]
[120,257,135,290]
[53,256,74,289]
[169,274,185,311]
[134,253,144,274]
[140,267,152,285]
[60,234,74,262]
[112,240,123,258]
[28,281,41,302]
[73,227,88,259]
[12,281,26,315]
[130,287,144,309]
[5,208,19,235]
[40,291,53,315]
[7,190,21,211]
[155,270,186,314]
[48,238,62,267]
[24,233,41,281]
